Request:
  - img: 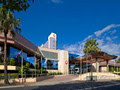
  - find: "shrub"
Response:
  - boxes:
[48,72,62,75]
[10,58,15,65]
[110,67,114,72]
[18,66,29,74]
[37,69,48,74]
[118,67,120,72]
[26,62,30,68]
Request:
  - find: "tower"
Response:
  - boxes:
[41,32,57,49]
[48,33,57,49]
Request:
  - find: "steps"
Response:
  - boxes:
[74,72,120,81]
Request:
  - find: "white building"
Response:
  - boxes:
[38,47,69,74]
[41,33,57,49]
[39,32,69,74]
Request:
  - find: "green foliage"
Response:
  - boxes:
[0,6,21,35]
[0,0,34,12]
[116,67,119,72]
[0,73,19,79]
[9,58,15,65]
[116,58,120,63]
[26,62,30,68]
[118,67,120,72]
[37,69,48,74]
[48,72,62,75]
[83,39,100,54]
[110,67,114,72]
[18,66,29,74]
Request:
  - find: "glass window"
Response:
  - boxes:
[9,46,27,66]
[41,59,58,70]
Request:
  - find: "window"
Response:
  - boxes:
[42,59,58,70]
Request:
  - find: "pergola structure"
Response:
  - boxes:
[70,51,117,73]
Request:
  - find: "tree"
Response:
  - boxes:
[0,0,34,85]
[18,66,29,75]
[118,67,120,72]
[0,0,34,12]
[83,39,100,80]
[110,67,114,72]
[116,58,120,63]
[10,58,15,65]
[26,62,30,68]
[0,7,20,84]
[83,39,100,54]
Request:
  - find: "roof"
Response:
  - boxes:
[100,60,120,67]
[0,31,41,58]
[70,51,117,64]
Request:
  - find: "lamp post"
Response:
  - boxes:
[41,57,42,75]
[21,49,23,83]
[90,55,93,81]
[34,54,37,77]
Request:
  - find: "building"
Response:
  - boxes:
[39,32,70,74]
[0,31,42,72]
[41,33,57,49]
[0,31,70,74]
[38,47,69,74]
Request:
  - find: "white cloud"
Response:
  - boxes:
[99,43,120,55]
[63,24,120,56]
[51,0,62,3]
[111,29,117,34]
[94,24,120,37]
[63,42,85,56]
[63,44,78,52]
[106,37,112,41]
[97,39,104,46]
[83,35,93,41]
[113,36,118,39]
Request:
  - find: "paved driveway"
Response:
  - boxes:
[29,75,79,86]
[1,75,120,90]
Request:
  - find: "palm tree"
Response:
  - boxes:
[0,6,20,84]
[83,39,100,54]
[83,39,100,80]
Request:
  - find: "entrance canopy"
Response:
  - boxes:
[70,51,117,64]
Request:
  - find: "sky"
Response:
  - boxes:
[15,0,120,56]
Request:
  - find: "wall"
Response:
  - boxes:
[74,72,120,81]
[0,65,16,70]
[59,50,69,74]
[38,47,69,74]
[100,66,107,72]
[92,62,100,72]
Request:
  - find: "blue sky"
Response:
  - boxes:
[15,0,120,56]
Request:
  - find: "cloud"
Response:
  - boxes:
[97,39,104,46]
[94,24,120,37]
[63,24,120,56]
[99,43,120,55]
[83,35,93,41]
[63,42,85,55]
[106,37,112,41]
[63,44,78,52]
[51,0,62,3]
[113,36,118,39]
[110,29,117,34]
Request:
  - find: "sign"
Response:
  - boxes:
[65,60,68,65]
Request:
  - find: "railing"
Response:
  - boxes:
[0,74,47,81]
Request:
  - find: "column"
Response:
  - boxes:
[106,60,109,72]
[34,54,37,77]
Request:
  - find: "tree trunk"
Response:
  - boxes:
[90,57,93,81]
[4,32,9,84]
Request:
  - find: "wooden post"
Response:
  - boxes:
[41,57,42,75]
[34,54,37,77]
[106,60,109,72]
